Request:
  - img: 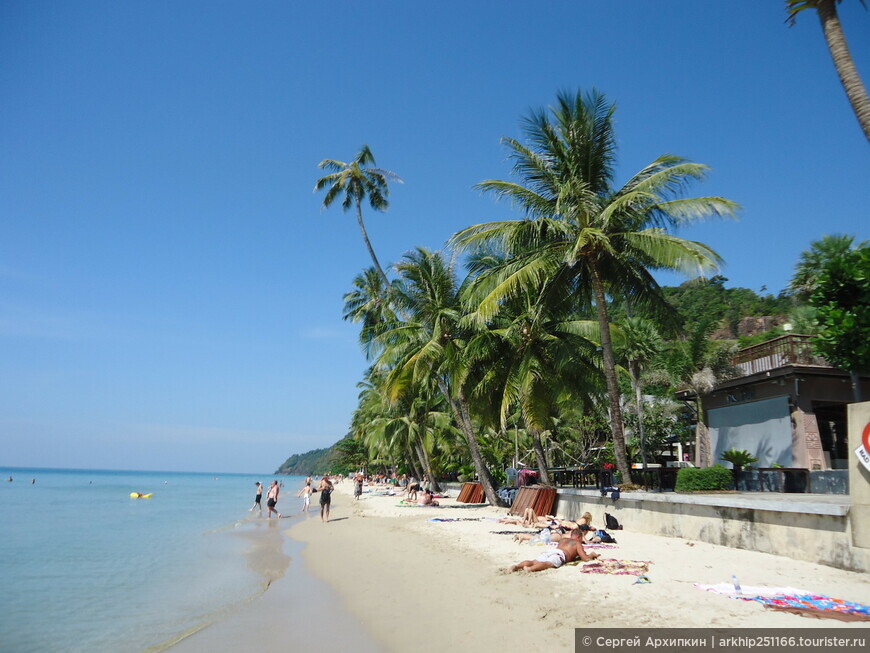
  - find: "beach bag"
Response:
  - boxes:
[596,529,617,544]
[604,512,622,531]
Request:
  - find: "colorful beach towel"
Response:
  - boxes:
[582,543,619,550]
[737,594,870,622]
[578,558,652,576]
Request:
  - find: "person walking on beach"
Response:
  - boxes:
[318,475,334,522]
[266,480,282,519]
[353,473,363,500]
[250,482,263,514]
[298,484,312,512]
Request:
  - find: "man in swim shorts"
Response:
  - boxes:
[318,476,334,522]
[509,529,598,572]
[266,480,282,519]
[250,481,263,514]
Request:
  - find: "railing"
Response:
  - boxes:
[731,334,830,377]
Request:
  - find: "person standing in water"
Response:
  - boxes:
[266,480,282,519]
[298,483,312,512]
[250,481,263,514]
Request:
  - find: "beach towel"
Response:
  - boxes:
[695,583,810,597]
[582,543,619,550]
[578,558,652,575]
[737,594,870,622]
[428,517,483,522]
[490,530,533,535]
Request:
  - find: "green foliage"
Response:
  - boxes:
[720,448,758,469]
[810,245,870,374]
[274,446,334,475]
[675,465,733,491]
[662,276,793,337]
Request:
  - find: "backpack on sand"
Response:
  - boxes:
[604,512,622,531]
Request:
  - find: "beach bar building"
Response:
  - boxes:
[677,334,870,480]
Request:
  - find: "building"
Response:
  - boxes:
[677,334,870,471]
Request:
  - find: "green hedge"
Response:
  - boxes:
[675,465,733,492]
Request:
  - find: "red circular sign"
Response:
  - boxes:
[863,422,870,453]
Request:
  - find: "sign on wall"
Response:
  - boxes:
[856,422,870,473]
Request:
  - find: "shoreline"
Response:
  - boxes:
[172,481,870,653]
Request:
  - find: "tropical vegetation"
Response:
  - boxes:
[274,89,867,501]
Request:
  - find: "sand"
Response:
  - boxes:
[173,482,870,653]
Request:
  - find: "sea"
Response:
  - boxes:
[0,467,307,653]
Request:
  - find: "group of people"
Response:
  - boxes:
[249,474,335,521]
[507,511,618,572]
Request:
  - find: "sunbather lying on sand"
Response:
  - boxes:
[509,529,599,573]
[498,509,579,530]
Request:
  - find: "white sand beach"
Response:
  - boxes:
[173,482,870,653]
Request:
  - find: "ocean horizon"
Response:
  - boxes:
[0,466,307,653]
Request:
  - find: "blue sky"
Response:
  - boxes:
[1,1,867,474]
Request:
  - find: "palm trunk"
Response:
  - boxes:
[405,445,423,480]
[356,201,391,286]
[590,265,631,483]
[817,0,870,142]
[435,377,503,506]
[528,426,551,485]
[415,433,442,493]
[694,399,712,467]
[632,365,648,471]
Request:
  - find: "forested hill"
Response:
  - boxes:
[661,276,792,338]
[274,445,333,475]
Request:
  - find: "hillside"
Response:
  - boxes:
[274,445,334,475]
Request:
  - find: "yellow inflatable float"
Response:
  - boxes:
[130,492,153,498]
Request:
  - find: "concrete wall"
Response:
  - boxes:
[553,490,870,573]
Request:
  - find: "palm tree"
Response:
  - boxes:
[314,146,403,286]
[616,317,663,471]
[376,248,504,506]
[461,253,604,485]
[786,0,870,142]
[656,318,737,467]
[788,234,866,300]
[452,89,738,481]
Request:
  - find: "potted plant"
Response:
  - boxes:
[720,448,758,473]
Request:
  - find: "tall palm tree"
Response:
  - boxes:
[314,146,403,286]
[786,0,870,142]
[452,89,738,481]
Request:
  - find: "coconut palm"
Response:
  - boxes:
[376,248,504,505]
[615,317,663,471]
[788,234,866,300]
[314,146,402,286]
[451,89,738,481]
[461,253,604,484]
[786,0,870,142]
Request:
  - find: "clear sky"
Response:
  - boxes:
[1,1,867,474]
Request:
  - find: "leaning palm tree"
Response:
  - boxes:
[376,248,504,506]
[314,146,403,286]
[786,0,870,142]
[452,89,738,481]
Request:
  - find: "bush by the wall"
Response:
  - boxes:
[676,465,733,491]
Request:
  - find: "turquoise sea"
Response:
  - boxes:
[0,467,307,653]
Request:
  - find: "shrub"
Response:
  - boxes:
[676,465,733,492]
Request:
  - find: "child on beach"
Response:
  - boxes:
[298,484,312,512]
[250,482,263,514]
